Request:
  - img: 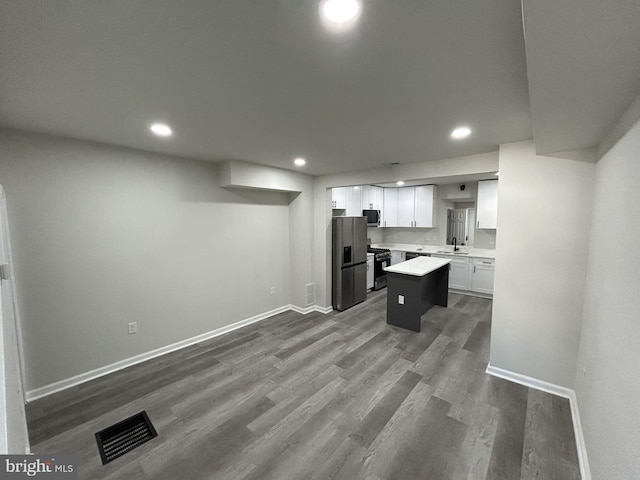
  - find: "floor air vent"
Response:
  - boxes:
[95,411,157,465]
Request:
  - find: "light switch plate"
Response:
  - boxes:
[398,295,404,305]
[128,322,137,335]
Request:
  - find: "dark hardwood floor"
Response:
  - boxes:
[27,290,581,480]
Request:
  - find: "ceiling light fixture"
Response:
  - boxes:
[451,126,471,139]
[150,123,173,137]
[320,0,362,24]
[294,157,306,167]
[396,181,405,186]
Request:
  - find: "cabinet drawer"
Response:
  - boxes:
[472,258,495,267]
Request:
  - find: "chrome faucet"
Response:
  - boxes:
[452,236,459,252]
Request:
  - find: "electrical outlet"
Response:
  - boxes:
[490,236,495,245]
[128,322,137,335]
[398,295,404,305]
[582,367,587,376]
[425,234,430,241]
[270,286,276,295]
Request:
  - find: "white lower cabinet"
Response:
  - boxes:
[366,256,374,290]
[448,258,471,290]
[390,251,405,265]
[471,258,495,294]
[431,254,470,290]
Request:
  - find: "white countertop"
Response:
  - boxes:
[384,256,451,277]
[371,242,496,259]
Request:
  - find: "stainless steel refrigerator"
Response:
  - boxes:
[332,216,367,311]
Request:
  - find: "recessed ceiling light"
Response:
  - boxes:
[451,126,471,139]
[396,181,405,186]
[320,0,362,24]
[294,157,306,167]
[150,123,173,137]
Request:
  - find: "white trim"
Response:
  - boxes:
[486,365,591,480]
[290,304,333,315]
[26,303,331,402]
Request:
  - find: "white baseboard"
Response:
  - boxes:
[486,365,591,480]
[26,303,332,402]
[289,304,333,315]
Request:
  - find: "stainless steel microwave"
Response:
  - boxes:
[362,209,380,226]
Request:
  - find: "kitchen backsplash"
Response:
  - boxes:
[368,226,496,249]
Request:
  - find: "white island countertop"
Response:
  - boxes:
[384,256,451,277]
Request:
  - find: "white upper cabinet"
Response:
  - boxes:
[346,186,362,216]
[384,185,436,228]
[332,186,363,216]
[397,187,415,227]
[477,179,498,229]
[332,187,347,209]
[382,188,398,227]
[414,185,436,227]
[361,185,383,211]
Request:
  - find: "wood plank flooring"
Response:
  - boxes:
[26,291,581,480]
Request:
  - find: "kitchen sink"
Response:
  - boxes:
[435,250,468,255]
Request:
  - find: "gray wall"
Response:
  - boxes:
[0,185,30,453]
[0,130,295,391]
[574,115,640,479]
[491,140,596,387]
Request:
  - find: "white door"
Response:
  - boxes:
[397,187,415,227]
[466,208,476,246]
[0,185,30,453]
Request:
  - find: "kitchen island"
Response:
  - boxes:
[384,256,451,332]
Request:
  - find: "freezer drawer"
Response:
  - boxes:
[333,263,367,311]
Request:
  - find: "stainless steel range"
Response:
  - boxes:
[367,247,391,290]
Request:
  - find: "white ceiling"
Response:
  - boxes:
[0,1,638,176]
[522,0,640,155]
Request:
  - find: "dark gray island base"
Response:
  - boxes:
[385,257,451,332]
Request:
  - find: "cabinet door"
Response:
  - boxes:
[382,188,398,227]
[397,187,415,227]
[448,258,470,290]
[361,186,381,210]
[366,259,374,289]
[471,259,495,294]
[332,187,347,209]
[432,254,469,290]
[346,186,362,216]
[361,186,372,211]
[477,180,498,228]
[414,185,436,227]
[390,251,405,265]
